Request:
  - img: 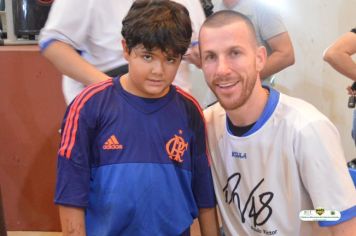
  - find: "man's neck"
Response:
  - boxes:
[226,86,269,127]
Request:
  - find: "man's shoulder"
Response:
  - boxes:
[278,93,331,126]
[204,102,225,123]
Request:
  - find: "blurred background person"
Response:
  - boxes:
[213,0,295,86]
[39,0,206,104]
[324,27,356,147]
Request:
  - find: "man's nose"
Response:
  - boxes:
[216,57,230,76]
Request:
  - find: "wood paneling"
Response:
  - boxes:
[0,46,64,231]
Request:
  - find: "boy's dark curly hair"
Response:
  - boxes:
[121,0,192,57]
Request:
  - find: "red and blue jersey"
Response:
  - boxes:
[55,77,215,236]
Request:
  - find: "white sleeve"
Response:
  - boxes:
[172,0,206,41]
[296,119,356,215]
[256,3,287,41]
[39,0,95,51]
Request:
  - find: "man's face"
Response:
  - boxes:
[122,43,181,98]
[200,21,265,111]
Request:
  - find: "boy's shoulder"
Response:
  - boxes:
[70,79,114,104]
[67,79,115,116]
[175,86,204,118]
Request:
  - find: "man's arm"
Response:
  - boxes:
[328,217,356,236]
[323,31,356,81]
[198,207,220,236]
[260,32,295,80]
[42,41,111,85]
[59,205,86,236]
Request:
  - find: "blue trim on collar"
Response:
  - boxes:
[319,205,356,227]
[226,86,279,136]
[243,86,279,136]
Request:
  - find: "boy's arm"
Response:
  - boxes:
[42,41,111,85]
[328,217,356,236]
[198,207,220,236]
[59,205,86,236]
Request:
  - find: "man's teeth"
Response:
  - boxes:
[218,82,236,88]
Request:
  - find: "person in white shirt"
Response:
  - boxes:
[39,0,205,104]
[214,0,294,85]
[200,10,356,236]
[323,28,356,146]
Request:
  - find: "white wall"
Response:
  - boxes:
[192,0,356,160]
[276,0,355,160]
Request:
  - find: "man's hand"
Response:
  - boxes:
[183,44,201,68]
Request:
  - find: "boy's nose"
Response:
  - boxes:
[152,61,164,75]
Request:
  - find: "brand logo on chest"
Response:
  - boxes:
[103,135,123,150]
[232,151,247,159]
[165,130,188,163]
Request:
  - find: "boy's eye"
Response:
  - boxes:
[167,57,177,64]
[143,55,153,61]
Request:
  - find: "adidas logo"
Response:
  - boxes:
[103,135,123,150]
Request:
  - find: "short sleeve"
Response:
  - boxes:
[295,119,356,225]
[39,0,95,51]
[176,0,206,41]
[54,96,96,208]
[256,4,287,41]
[190,104,216,208]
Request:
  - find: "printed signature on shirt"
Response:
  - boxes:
[223,172,274,226]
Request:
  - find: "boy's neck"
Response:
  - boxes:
[119,74,170,99]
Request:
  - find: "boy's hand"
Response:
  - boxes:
[198,207,220,236]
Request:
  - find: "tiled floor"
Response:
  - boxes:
[7,233,62,236]
[7,219,201,236]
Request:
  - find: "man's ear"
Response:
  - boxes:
[256,46,267,72]
[122,39,130,60]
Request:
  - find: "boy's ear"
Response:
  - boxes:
[122,39,130,60]
[256,46,267,72]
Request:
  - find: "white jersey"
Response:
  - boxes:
[39,0,205,103]
[204,88,356,236]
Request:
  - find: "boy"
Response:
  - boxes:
[55,1,219,235]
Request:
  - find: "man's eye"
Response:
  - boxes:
[204,54,215,61]
[231,50,240,57]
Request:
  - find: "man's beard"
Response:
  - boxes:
[211,73,257,111]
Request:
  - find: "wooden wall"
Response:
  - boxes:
[0,46,64,231]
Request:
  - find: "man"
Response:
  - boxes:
[200,10,356,235]
[323,28,356,145]
[214,0,295,84]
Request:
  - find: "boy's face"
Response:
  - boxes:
[200,21,265,111]
[122,42,181,98]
